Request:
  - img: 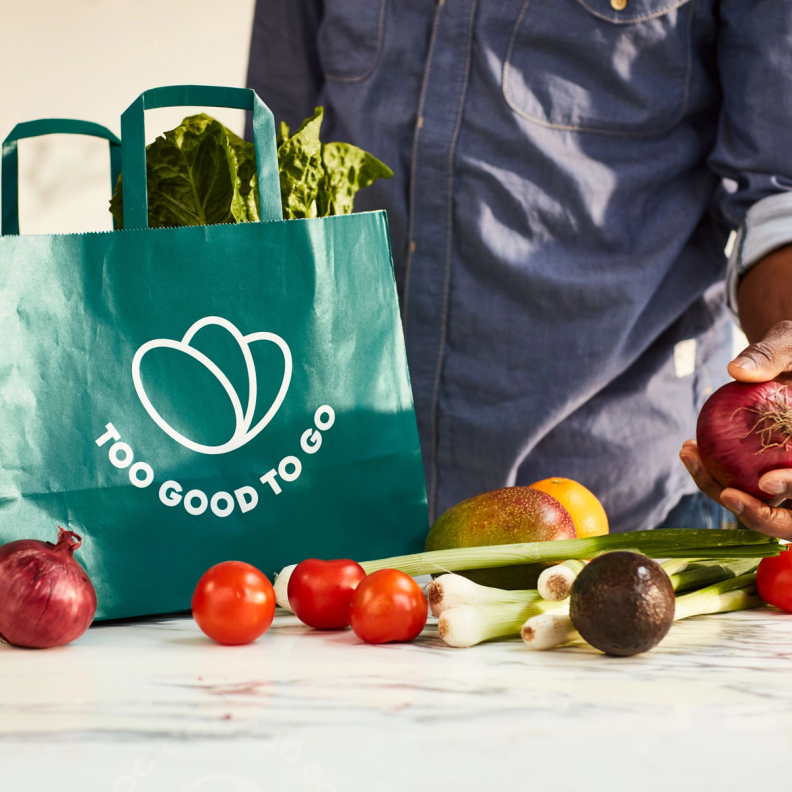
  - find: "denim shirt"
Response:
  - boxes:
[248,0,792,531]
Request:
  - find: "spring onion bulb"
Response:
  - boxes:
[427,573,540,617]
[438,599,567,648]
[273,564,296,612]
[537,560,586,601]
[521,608,576,650]
[359,529,780,578]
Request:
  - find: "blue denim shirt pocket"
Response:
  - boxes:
[318,0,388,83]
[503,0,695,136]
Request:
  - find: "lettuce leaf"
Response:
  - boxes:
[225,124,259,223]
[318,141,393,217]
[110,114,251,229]
[277,108,324,220]
[110,108,391,228]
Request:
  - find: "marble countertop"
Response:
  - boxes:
[3,607,792,791]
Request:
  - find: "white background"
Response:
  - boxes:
[0,0,256,235]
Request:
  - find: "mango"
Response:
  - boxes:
[425,486,576,589]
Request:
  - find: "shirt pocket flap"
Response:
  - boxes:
[576,0,692,24]
[503,0,696,135]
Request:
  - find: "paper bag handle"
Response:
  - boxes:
[1,119,121,236]
[120,85,282,230]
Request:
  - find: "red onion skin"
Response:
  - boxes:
[0,528,97,649]
[696,381,792,501]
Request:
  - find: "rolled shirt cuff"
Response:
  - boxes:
[726,190,792,319]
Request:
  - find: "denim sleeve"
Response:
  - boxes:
[245,0,324,134]
[708,0,792,316]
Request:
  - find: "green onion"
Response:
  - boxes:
[438,599,566,648]
[427,574,540,616]
[521,608,575,650]
[673,573,761,620]
[658,546,779,559]
[660,559,694,576]
[668,559,759,593]
[537,559,586,601]
[359,529,781,577]
[680,587,763,619]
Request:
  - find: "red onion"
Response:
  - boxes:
[0,528,97,648]
[696,381,792,500]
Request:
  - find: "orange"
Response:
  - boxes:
[529,477,609,538]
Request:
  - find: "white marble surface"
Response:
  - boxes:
[2,607,792,791]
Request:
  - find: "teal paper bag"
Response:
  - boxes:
[0,86,428,620]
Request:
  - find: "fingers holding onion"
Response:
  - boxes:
[718,489,792,540]
[679,440,726,505]
[756,468,792,501]
[728,320,792,383]
[695,381,792,500]
[680,439,792,539]
[679,379,792,540]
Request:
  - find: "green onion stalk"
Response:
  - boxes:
[359,529,781,577]
[434,565,761,649]
[667,559,759,593]
[673,572,762,620]
[427,574,541,617]
[437,599,567,648]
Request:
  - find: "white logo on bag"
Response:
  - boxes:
[131,316,292,455]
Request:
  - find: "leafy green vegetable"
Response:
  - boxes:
[276,108,324,220]
[319,141,394,216]
[110,108,392,228]
[110,114,256,228]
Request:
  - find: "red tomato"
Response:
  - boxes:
[757,551,792,612]
[349,569,427,644]
[288,558,366,629]
[192,561,276,645]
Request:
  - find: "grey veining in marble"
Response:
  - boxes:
[2,609,792,791]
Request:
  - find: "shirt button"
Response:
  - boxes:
[611,0,627,9]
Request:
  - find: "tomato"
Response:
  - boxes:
[349,569,427,644]
[192,561,276,645]
[288,558,366,629]
[757,551,792,612]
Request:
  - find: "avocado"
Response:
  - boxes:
[425,487,576,589]
[570,552,675,657]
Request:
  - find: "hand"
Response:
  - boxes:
[679,320,792,539]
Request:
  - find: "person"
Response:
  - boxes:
[246,1,792,537]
